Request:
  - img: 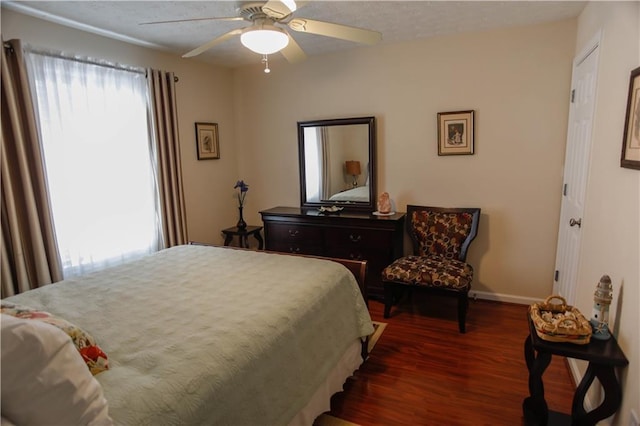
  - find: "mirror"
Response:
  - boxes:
[298,116,376,212]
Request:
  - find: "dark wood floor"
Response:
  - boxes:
[328,294,576,425]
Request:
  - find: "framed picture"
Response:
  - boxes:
[437,110,475,156]
[621,66,640,170]
[195,122,220,160]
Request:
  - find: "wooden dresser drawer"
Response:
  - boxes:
[267,241,324,256]
[325,228,391,250]
[266,223,323,242]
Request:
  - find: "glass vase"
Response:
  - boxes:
[236,206,247,230]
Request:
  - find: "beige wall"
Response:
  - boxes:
[572,2,640,424]
[2,11,576,303]
[234,19,577,302]
[1,8,240,246]
[4,3,638,423]
[2,9,578,302]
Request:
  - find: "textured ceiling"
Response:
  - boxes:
[3,1,586,68]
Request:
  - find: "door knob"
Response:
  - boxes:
[569,218,582,228]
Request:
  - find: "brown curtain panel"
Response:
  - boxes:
[1,39,63,297]
[147,69,188,247]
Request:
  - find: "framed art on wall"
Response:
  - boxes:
[195,122,220,160]
[621,66,640,170]
[437,110,475,156]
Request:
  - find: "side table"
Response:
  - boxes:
[523,316,628,426]
[222,225,264,250]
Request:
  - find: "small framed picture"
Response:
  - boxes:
[195,122,220,160]
[437,110,475,156]
[621,66,640,170]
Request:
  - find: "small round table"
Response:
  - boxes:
[221,225,264,249]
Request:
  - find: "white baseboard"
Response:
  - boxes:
[470,290,540,305]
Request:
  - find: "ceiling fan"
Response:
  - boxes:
[140,0,382,71]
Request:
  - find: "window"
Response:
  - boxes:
[25,51,161,278]
[303,127,321,201]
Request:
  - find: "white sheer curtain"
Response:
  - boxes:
[303,127,331,202]
[303,127,321,201]
[25,50,161,278]
[318,127,331,200]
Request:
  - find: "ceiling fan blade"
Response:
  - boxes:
[262,0,300,19]
[140,16,243,25]
[288,18,381,45]
[280,33,306,63]
[182,28,243,58]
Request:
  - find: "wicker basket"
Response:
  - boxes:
[529,295,592,344]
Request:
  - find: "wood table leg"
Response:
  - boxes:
[523,334,552,426]
[253,231,264,250]
[223,234,233,246]
[572,363,622,425]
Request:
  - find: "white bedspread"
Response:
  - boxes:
[4,245,373,426]
[328,185,369,202]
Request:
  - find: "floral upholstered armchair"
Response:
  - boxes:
[381,205,481,333]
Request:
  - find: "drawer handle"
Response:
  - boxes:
[349,253,363,260]
[289,247,300,253]
[349,234,362,243]
[288,230,299,237]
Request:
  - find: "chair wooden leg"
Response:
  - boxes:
[383,284,394,318]
[457,293,469,333]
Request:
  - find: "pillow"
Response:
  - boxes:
[1,314,113,425]
[1,302,108,375]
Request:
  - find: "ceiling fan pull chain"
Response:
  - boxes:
[262,54,271,73]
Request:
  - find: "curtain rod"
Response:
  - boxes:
[8,42,180,82]
[27,46,146,76]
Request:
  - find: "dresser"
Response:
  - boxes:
[260,206,405,301]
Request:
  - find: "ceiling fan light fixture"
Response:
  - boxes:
[240,25,289,55]
[281,0,297,13]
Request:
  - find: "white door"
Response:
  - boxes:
[553,34,601,305]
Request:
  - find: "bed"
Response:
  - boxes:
[1,244,373,425]
[328,185,370,202]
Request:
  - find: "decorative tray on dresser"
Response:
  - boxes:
[260,206,405,301]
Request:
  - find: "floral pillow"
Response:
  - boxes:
[1,302,109,375]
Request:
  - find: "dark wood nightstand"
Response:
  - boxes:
[523,315,628,426]
[221,225,264,250]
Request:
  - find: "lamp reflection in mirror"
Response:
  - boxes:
[345,160,361,187]
[240,24,289,54]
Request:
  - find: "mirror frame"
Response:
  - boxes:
[298,116,377,212]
